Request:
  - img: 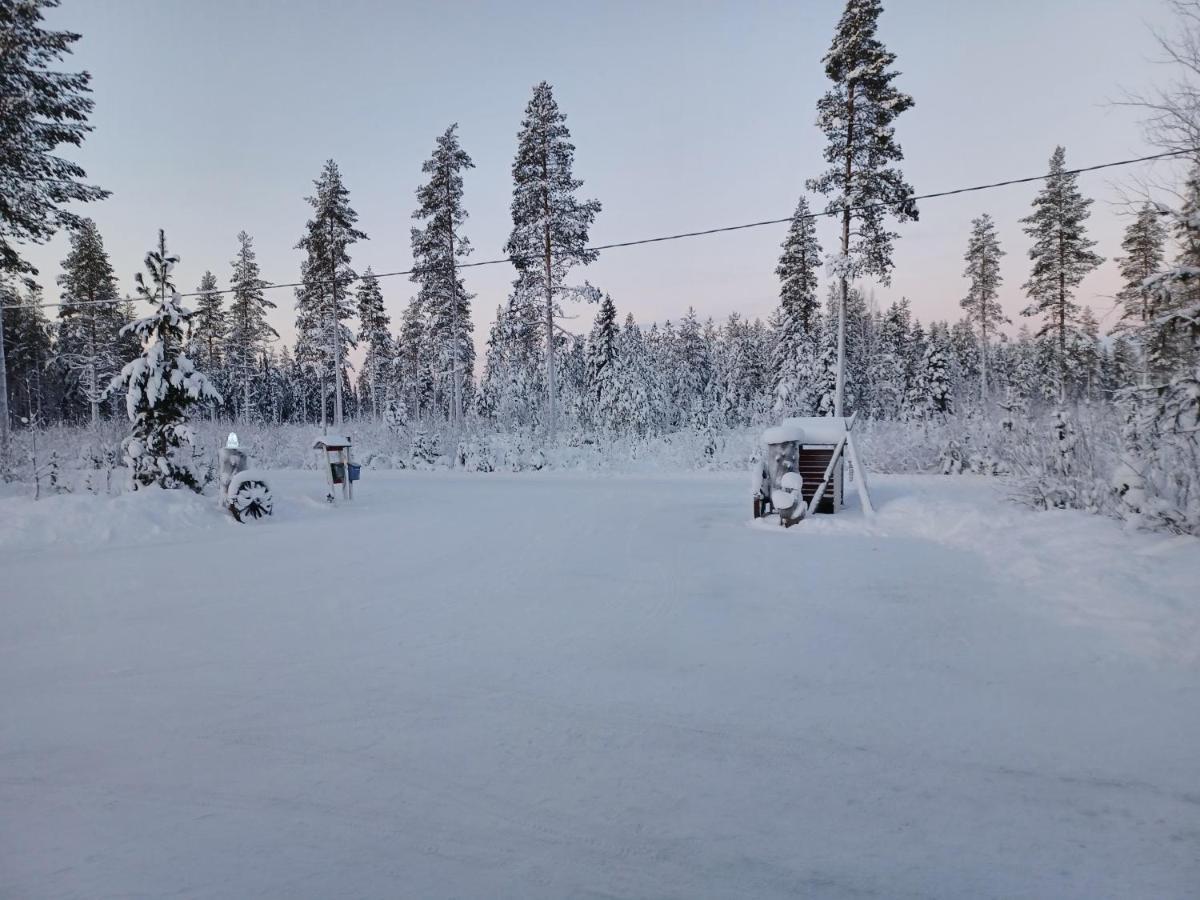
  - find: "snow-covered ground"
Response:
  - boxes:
[1,471,1198,899]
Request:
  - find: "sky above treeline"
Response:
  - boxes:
[23,0,1180,364]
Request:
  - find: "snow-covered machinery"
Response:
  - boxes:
[218,433,273,522]
[314,434,358,503]
[752,415,873,525]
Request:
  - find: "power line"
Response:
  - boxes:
[3,146,1193,313]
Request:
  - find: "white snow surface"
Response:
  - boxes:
[782,415,850,443]
[1,472,1198,899]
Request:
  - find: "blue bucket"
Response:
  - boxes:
[331,463,362,485]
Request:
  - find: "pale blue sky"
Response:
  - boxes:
[26,0,1174,360]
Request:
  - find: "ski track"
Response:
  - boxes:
[0,471,1198,899]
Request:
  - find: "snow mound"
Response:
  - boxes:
[0,484,225,554]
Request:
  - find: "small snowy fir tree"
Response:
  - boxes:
[504,81,602,437]
[1020,146,1104,401]
[960,213,1007,403]
[772,195,822,415]
[110,231,221,491]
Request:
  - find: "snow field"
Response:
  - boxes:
[1,471,1197,898]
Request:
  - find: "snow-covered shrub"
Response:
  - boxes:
[409,427,440,470]
[457,437,495,473]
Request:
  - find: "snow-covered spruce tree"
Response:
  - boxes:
[354,268,392,420]
[0,0,108,451]
[504,82,602,439]
[227,231,276,422]
[584,293,619,430]
[295,159,365,429]
[110,233,221,491]
[394,295,427,423]
[772,195,823,415]
[960,213,1007,403]
[1071,307,1103,402]
[613,314,657,437]
[1020,146,1104,402]
[1115,204,1168,333]
[807,0,917,417]
[919,324,954,420]
[412,124,475,425]
[873,298,911,418]
[2,280,53,427]
[672,308,711,425]
[55,219,122,427]
[190,271,226,385]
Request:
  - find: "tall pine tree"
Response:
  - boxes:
[190,271,226,381]
[772,195,823,415]
[960,213,1007,403]
[1114,203,1169,380]
[295,160,365,429]
[807,0,916,417]
[1020,146,1104,402]
[504,82,602,438]
[355,268,391,420]
[412,124,474,424]
[227,231,276,422]
[56,219,121,426]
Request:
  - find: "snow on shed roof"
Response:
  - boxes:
[763,423,806,445]
[313,435,352,449]
[776,416,850,444]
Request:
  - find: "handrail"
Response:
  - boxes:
[806,433,848,517]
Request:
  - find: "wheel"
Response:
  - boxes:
[229,479,273,522]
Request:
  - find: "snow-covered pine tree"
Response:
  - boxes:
[190,271,226,383]
[412,124,475,425]
[1116,200,1179,380]
[673,308,710,424]
[1071,307,1103,401]
[772,195,823,415]
[295,159,365,429]
[355,268,392,420]
[919,324,954,419]
[1115,203,1168,334]
[960,213,1008,403]
[110,232,220,490]
[0,0,109,450]
[55,219,122,427]
[613,313,657,437]
[807,0,917,417]
[584,293,619,430]
[394,296,427,423]
[504,82,602,438]
[1,281,52,426]
[227,231,276,422]
[873,298,911,418]
[1020,146,1104,402]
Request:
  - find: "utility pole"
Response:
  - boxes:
[329,211,345,429]
[834,82,855,421]
[0,296,9,457]
[446,173,462,426]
